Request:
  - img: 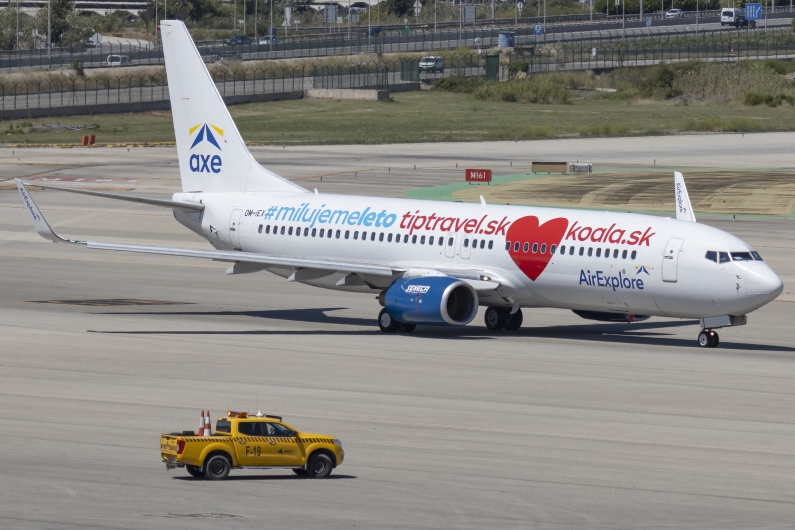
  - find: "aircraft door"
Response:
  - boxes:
[444,233,457,258]
[662,238,684,282]
[229,208,243,250]
[460,234,472,259]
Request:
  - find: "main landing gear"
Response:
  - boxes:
[698,330,720,348]
[484,307,523,331]
[378,309,416,333]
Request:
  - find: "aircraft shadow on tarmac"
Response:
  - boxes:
[93,307,795,352]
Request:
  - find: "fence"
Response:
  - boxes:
[1,7,793,70]
[2,25,794,115]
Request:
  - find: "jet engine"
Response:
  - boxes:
[384,277,478,326]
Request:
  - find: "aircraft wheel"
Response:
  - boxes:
[378,309,399,333]
[709,330,719,348]
[505,309,523,331]
[484,307,508,331]
[397,322,416,333]
[698,331,710,347]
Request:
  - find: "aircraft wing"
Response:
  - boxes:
[29,182,205,211]
[15,179,395,277]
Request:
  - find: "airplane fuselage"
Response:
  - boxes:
[175,191,783,320]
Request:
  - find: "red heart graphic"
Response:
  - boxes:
[506,216,569,281]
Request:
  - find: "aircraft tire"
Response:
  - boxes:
[378,309,399,333]
[484,307,508,331]
[698,331,711,347]
[505,309,523,331]
[709,331,719,348]
[397,323,416,333]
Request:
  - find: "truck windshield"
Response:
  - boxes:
[216,420,231,433]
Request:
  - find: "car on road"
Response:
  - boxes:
[107,54,130,66]
[721,7,755,27]
[419,56,444,73]
[367,25,385,36]
[226,34,252,46]
[665,8,683,18]
[258,35,279,45]
[160,411,344,480]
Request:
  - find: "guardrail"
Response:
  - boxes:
[1,6,792,70]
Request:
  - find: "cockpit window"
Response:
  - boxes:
[730,252,754,262]
[705,251,717,263]
[719,252,731,264]
[751,251,763,261]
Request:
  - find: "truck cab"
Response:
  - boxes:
[160,412,344,480]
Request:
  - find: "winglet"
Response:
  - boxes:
[15,179,72,243]
[674,172,696,222]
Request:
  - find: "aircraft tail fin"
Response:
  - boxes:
[674,172,696,222]
[160,20,305,194]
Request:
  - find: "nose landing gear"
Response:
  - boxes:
[698,330,720,348]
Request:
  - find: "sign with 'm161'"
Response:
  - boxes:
[466,169,492,183]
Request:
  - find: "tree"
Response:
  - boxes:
[387,0,413,17]
[48,0,77,44]
[0,3,19,50]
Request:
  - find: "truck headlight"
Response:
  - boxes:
[332,439,342,448]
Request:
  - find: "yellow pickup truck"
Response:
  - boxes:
[160,412,344,480]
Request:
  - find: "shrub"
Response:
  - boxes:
[744,92,794,107]
[508,61,529,78]
[434,76,483,93]
[474,78,570,104]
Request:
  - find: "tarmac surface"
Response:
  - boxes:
[1,134,795,529]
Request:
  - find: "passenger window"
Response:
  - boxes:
[613,249,618,258]
[541,244,548,254]
[320,228,325,237]
[345,230,350,239]
[578,247,583,256]
[570,246,575,256]
[596,248,601,257]
[327,230,333,238]
[751,251,763,261]
[532,243,538,253]
[361,231,366,240]
[403,235,409,243]
[440,237,445,246]
[429,236,434,245]
[464,239,469,248]
[505,241,511,251]
[266,225,271,234]
[622,249,627,259]
[396,235,401,243]
[388,233,393,242]
[288,227,293,236]
[379,233,384,242]
[371,232,376,241]
[258,225,263,234]
[420,236,425,244]
[488,241,493,249]
[719,252,730,263]
[705,251,717,263]
[412,235,418,244]
[311,228,316,237]
[303,228,308,236]
[588,248,593,257]
[523,242,529,252]
[353,231,359,240]
[450,238,455,246]
[480,240,485,249]
[335,230,341,238]
[604,248,609,258]
[560,245,566,254]
[631,250,637,260]
[280,226,285,235]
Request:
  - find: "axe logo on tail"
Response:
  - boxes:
[188,123,223,174]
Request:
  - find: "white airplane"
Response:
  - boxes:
[15,20,783,348]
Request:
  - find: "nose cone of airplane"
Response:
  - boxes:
[746,263,784,302]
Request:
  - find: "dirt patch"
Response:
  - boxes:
[453,170,795,216]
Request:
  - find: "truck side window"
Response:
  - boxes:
[705,251,717,263]
[719,252,731,263]
[216,420,231,433]
[237,422,259,436]
[265,422,295,437]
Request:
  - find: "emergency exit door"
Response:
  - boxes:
[662,238,684,282]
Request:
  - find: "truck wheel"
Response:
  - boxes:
[204,455,231,480]
[307,453,333,478]
[292,468,308,476]
[186,465,204,478]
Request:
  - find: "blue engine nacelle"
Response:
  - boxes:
[384,277,479,326]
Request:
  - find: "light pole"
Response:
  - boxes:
[47,0,51,59]
[270,0,273,50]
[255,0,257,39]
[347,0,350,39]
[234,0,237,30]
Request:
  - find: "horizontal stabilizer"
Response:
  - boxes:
[30,183,204,211]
